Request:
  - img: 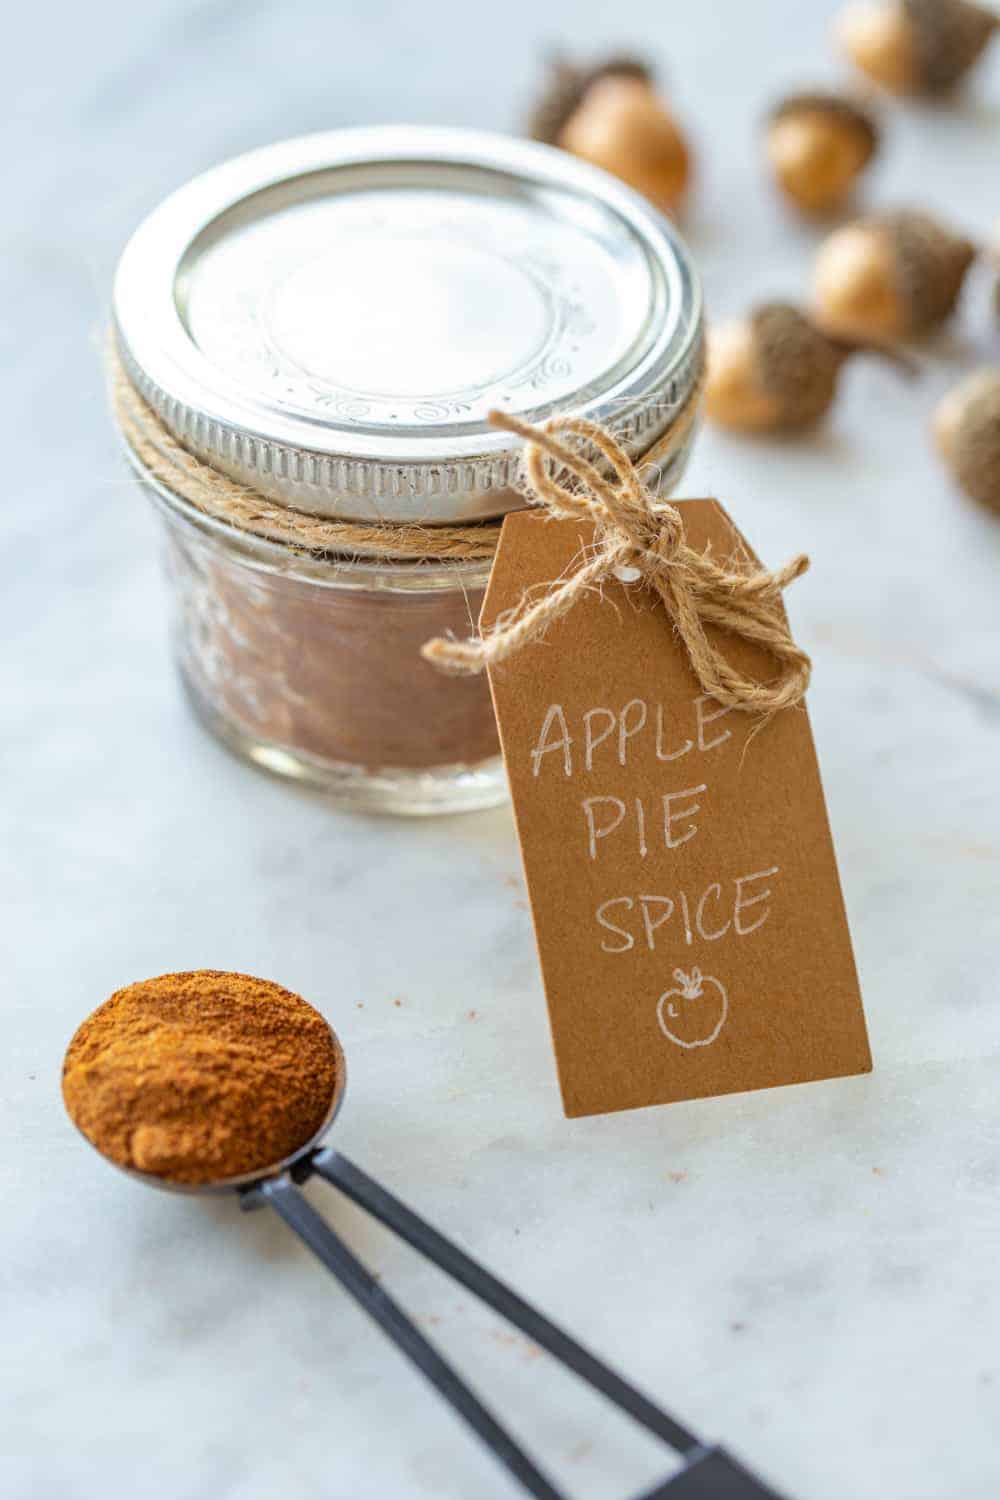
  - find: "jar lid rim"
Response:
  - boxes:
[113,126,703,524]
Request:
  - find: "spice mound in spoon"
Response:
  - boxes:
[62,970,340,1185]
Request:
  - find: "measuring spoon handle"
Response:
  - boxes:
[260,1176,567,1500]
[312,1148,698,1455]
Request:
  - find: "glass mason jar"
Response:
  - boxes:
[112,128,703,815]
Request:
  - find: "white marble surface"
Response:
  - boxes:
[3,2,1000,1497]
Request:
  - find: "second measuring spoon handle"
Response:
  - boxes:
[260,1175,567,1500]
[311,1148,698,1456]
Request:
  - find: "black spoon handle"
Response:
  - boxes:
[260,1175,567,1500]
[311,1148,698,1456]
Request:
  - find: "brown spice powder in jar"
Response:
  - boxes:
[165,514,499,774]
[62,971,340,1185]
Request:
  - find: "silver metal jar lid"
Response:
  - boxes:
[113,127,703,524]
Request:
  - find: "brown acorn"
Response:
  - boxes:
[766,92,879,214]
[836,0,998,95]
[934,369,1000,512]
[705,302,908,433]
[814,210,976,340]
[528,54,691,216]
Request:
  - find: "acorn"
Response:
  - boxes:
[705,302,908,433]
[836,0,998,95]
[813,210,976,340]
[765,92,879,214]
[934,369,1000,512]
[528,54,691,216]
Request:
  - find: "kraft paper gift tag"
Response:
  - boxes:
[481,504,871,1119]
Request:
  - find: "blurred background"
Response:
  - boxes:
[4,3,1000,1499]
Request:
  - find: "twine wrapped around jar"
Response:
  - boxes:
[110,343,702,564]
[112,345,810,717]
[110,346,501,562]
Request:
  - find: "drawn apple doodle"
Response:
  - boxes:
[656,967,728,1049]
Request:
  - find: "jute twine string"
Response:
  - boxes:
[110,346,500,561]
[422,411,812,715]
[109,342,701,564]
[111,342,808,713]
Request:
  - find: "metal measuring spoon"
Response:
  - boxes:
[69,1016,783,1500]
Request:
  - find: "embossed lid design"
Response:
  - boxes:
[113,127,703,523]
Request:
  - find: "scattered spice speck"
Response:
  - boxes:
[490,1328,541,1360]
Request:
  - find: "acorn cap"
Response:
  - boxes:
[883,210,976,332]
[768,91,879,165]
[940,370,1000,511]
[903,0,999,93]
[750,303,847,425]
[528,54,656,144]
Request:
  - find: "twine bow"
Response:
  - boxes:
[422,411,812,715]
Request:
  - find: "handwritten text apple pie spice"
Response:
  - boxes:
[480,489,871,1117]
